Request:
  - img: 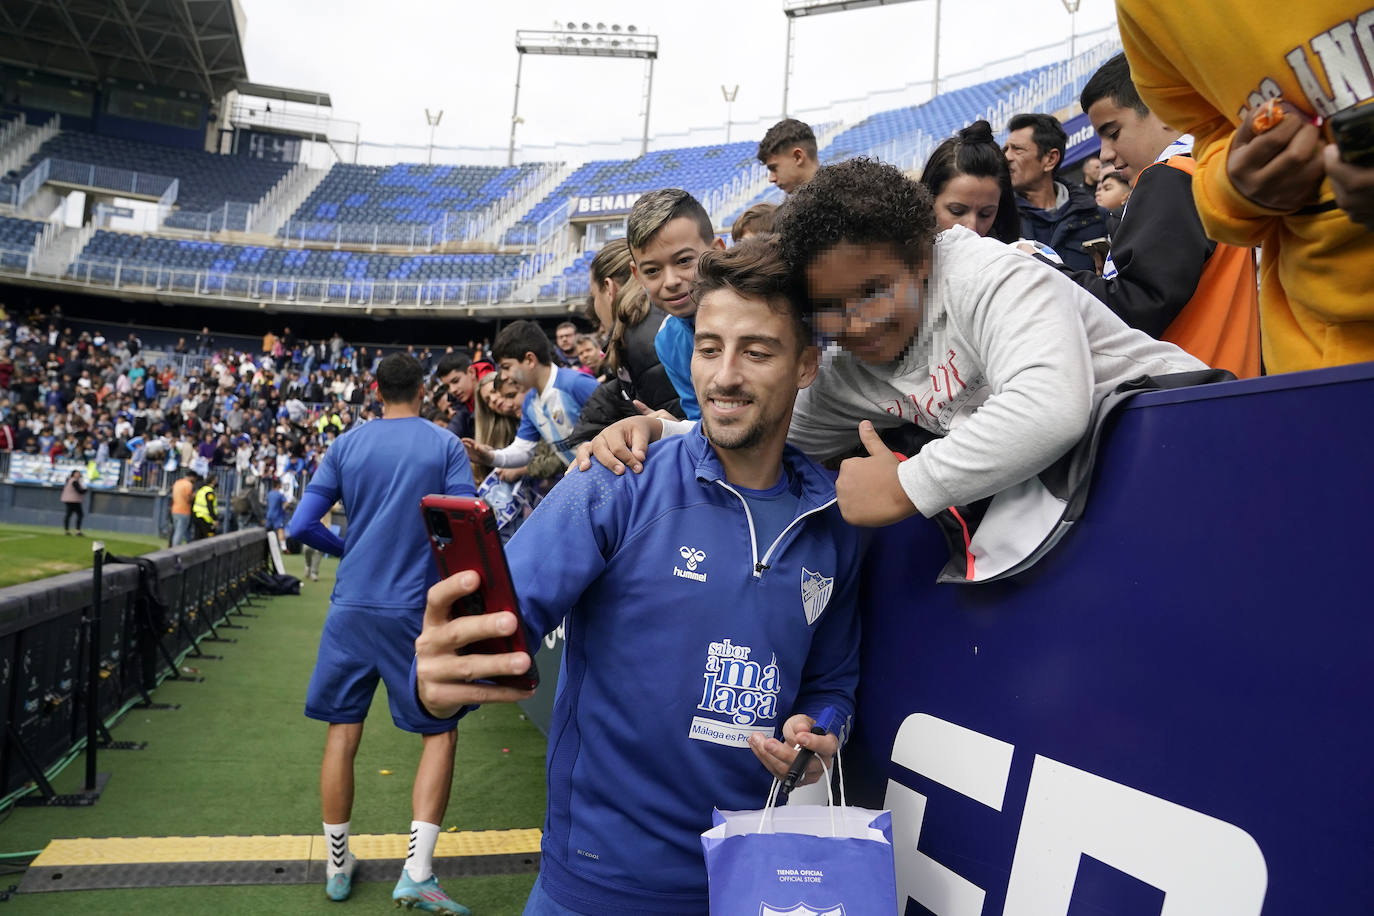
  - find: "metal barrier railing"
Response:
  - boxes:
[0,529,271,804]
[58,256,572,307]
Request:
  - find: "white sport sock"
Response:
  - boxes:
[404,820,441,882]
[324,821,351,877]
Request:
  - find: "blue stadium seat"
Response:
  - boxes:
[280,162,547,234]
[12,129,291,230]
[73,230,534,288]
[0,215,45,250]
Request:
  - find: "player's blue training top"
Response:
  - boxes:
[489,366,600,468]
[289,416,475,614]
[265,489,286,528]
[508,428,862,915]
[653,315,700,420]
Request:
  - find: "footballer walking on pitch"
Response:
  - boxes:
[288,353,527,913]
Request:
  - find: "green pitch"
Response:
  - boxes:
[0,550,548,914]
[0,523,169,588]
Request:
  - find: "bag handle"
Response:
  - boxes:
[758,747,844,836]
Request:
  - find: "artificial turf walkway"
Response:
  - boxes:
[0,551,548,914]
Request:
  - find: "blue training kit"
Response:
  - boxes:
[291,416,476,731]
[506,428,863,915]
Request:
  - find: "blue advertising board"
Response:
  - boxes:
[7,455,123,489]
[847,362,1374,915]
[1062,110,1100,168]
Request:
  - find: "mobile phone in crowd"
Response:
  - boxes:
[1330,104,1374,168]
[1081,237,1111,257]
[420,494,539,691]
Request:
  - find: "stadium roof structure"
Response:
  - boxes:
[234,81,332,109]
[0,0,249,99]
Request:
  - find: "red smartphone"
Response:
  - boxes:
[420,495,539,691]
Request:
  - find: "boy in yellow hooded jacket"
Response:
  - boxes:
[1117,1,1374,374]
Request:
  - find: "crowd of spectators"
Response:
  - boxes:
[0,304,536,535]
[0,295,609,547]
[0,307,378,492]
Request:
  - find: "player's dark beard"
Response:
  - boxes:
[702,386,765,451]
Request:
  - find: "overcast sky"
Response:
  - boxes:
[239,0,1120,158]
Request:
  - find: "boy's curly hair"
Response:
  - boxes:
[774,158,938,291]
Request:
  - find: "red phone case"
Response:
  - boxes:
[420,495,539,691]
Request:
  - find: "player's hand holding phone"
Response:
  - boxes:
[415,570,535,719]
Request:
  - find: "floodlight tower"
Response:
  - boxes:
[721,85,740,142]
[1061,0,1081,59]
[781,0,936,117]
[425,108,443,165]
[507,22,660,166]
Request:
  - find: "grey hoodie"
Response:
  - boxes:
[787,227,1208,515]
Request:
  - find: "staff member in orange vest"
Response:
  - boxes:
[1046,53,1261,379]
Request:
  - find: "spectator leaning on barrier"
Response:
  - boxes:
[417,239,862,916]
[1005,112,1111,271]
[921,119,1022,244]
[461,320,598,472]
[1116,0,1374,373]
[286,352,477,913]
[435,351,477,441]
[1044,53,1262,379]
[468,371,519,484]
[573,240,684,443]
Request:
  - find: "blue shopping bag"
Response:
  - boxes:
[701,762,898,916]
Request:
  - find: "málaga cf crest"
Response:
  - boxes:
[800,567,834,625]
[760,904,845,916]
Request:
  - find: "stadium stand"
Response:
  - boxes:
[503,140,760,244]
[68,230,543,301]
[12,129,292,230]
[538,249,597,300]
[0,34,1121,313]
[282,162,545,240]
[0,214,45,269]
[819,65,1053,162]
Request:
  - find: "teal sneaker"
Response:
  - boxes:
[391,872,471,914]
[325,852,356,902]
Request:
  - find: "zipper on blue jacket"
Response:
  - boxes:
[712,480,838,579]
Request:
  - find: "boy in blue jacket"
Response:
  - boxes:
[416,239,863,916]
[628,188,727,421]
